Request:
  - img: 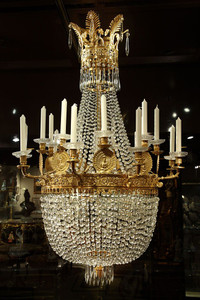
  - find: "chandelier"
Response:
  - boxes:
[13,11,187,286]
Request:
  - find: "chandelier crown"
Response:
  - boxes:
[69,10,130,91]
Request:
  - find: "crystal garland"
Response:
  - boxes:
[76,88,134,173]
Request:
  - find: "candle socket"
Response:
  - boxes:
[154,144,160,153]
[134,151,143,162]
[20,155,27,166]
[17,155,30,170]
[142,140,148,148]
[58,138,67,152]
[48,146,54,157]
[169,160,175,169]
[70,148,78,159]
[98,137,110,149]
[151,144,163,156]
[176,157,183,168]
[39,143,46,154]
[100,137,108,145]
[60,138,66,148]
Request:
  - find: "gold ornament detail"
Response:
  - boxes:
[45,151,70,173]
[93,148,116,173]
[140,152,153,175]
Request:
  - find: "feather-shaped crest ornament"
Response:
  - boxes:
[109,14,124,36]
[85,10,101,32]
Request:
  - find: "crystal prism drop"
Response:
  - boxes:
[118,78,121,91]
[125,33,130,56]
[68,28,72,49]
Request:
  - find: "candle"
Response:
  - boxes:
[25,123,28,149]
[142,99,148,135]
[60,98,67,135]
[53,129,59,151]
[49,113,54,142]
[170,125,175,153]
[20,115,26,151]
[154,105,159,140]
[135,107,142,147]
[101,94,107,131]
[70,104,77,143]
[176,117,182,152]
[40,106,46,139]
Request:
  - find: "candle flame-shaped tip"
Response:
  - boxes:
[156,105,159,108]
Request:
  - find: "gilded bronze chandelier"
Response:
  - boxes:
[13,11,187,286]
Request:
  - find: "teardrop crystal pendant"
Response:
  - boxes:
[125,32,130,56]
[68,28,72,49]
[118,78,121,91]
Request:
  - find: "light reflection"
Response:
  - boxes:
[172,112,177,118]
[12,108,17,115]
[12,136,19,142]
[187,136,194,140]
[184,108,190,113]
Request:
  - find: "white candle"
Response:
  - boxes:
[60,98,67,135]
[25,123,28,150]
[142,99,148,135]
[176,117,182,152]
[53,129,59,151]
[101,94,107,131]
[154,105,159,140]
[135,107,142,147]
[170,125,175,153]
[70,104,77,143]
[20,115,26,151]
[40,106,46,139]
[49,113,54,142]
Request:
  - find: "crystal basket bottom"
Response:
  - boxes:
[41,191,159,267]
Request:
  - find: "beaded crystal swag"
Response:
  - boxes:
[13,11,187,286]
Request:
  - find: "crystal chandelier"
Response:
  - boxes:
[13,11,187,286]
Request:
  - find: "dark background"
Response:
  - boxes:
[0,0,199,149]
